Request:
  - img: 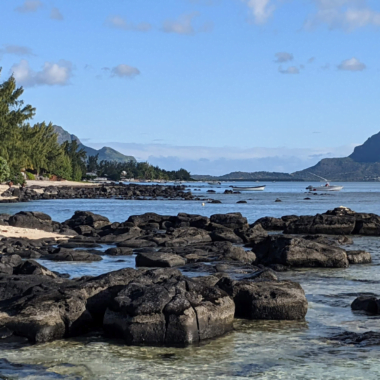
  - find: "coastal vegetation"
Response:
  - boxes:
[0,70,191,183]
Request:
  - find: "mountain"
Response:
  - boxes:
[194,131,380,182]
[292,131,380,181]
[53,125,136,163]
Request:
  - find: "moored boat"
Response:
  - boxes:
[231,185,266,191]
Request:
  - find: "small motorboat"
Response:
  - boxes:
[306,184,343,192]
[231,185,266,191]
[208,181,221,185]
[306,173,343,192]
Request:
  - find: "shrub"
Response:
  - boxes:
[25,172,35,180]
[0,157,10,183]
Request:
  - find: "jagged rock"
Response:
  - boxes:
[346,250,372,264]
[210,229,243,244]
[13,260,56,278]
[63,211,110,230]
[217,277,307,320]
[237,224,268,245]
[252,235,349,268]
[135,251,186,268]
[210,213,249,230]
[103,273,234,345]
[117,238,157,248]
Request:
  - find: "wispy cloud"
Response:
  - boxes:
[50,7,63,21]
[242,0,275,24]
[0,45,34,57]
[305,0,380,31]
[15,0,43,13]
[162,12,213,35]
[105,15,152,32]
[274,52,293,63]
[110,64,140,78]
[11,59,73,87]
[278,66,300,74]
[337,57,366,71]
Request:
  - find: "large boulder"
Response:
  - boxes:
[210,213,249,230]
[164,227,212,247]
[103,274,234,345]
[284,214,356,235]
[42,248,103,262]
[8,212,54,232]
[217,277,307,320]
[346,250,372,264]
[63,211,110,230]
[252,235,349,268]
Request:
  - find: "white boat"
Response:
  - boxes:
[306,184,343,192]
[208,181,221,185]
[306,173,343,192]
[231,185,266,191]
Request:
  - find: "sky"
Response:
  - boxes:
[1,0,380,175]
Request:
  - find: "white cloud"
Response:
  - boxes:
[337,57,366,71]
[15,0,43,13]
[105,15,152,32]
[274,52,293,63]
[11,59,73,87]
[242,0,275,24]
[278,66,300,74]
[111,64,140,78]
[162,12,212,35]
[305,0,380,30]
[50,7,63,21]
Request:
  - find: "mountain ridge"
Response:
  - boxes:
[53,125,136,164]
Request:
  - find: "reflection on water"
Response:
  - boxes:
[2,183,380,378]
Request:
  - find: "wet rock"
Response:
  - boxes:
[43,248,103,262]
[237,200,247,204]
[103,274,234,345]
[210,229,243,244]
[63,211,110,230]
[285,214,356,235]
[238,224,268,245]
[8,211,54,232]
[252,235,349,268]
[351,296,380,314]
[104,247,134,256]
[117,238,157,248]
[329,331,380,346]
[346,250,372,264]
[217,277,307,320]
[135,251,186,268]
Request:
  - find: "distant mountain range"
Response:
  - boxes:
[53,126,136,163]
[194,131,380,182]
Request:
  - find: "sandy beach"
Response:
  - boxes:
[0,225,72,240]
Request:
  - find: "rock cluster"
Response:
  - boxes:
[0,183,194,203]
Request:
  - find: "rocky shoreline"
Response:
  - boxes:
[0,183,194,203]
[0,206,377,347]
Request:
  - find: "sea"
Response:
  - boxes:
[0,181,380,379]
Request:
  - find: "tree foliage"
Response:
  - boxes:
[0,157,10,183]
[88,159,192,181]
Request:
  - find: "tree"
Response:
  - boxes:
[87,154,99,173]
[62,140,87,181]
[0,69,35,171]
[0,157,10,183]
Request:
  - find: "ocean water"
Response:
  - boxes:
[1,181,380,379]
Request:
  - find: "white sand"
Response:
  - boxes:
[0,226,72,240]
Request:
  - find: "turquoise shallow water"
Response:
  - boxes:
[1,181,380,379]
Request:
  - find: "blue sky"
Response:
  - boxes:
[1,0,380,175]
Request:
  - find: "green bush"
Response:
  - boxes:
[8,169,24,185]
[25,172,35,180]
[0,157,10,183]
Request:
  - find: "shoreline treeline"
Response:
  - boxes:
[0,70,191,183]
